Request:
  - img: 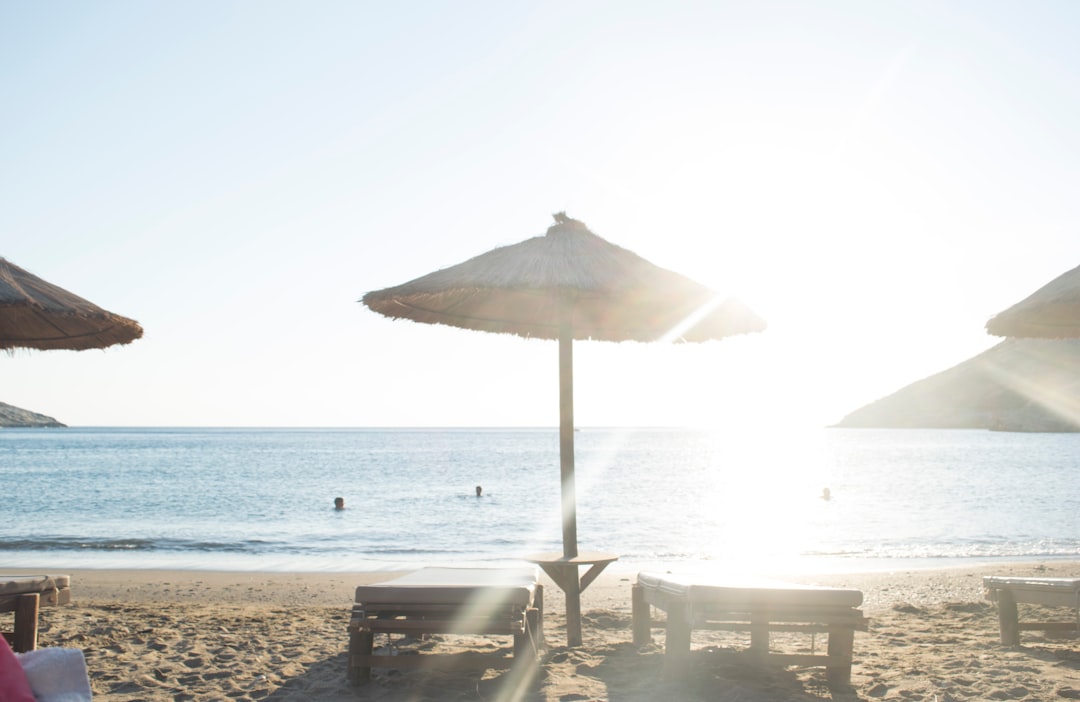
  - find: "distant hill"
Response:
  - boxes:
[833,338,1080,432]
[0,401,65,428]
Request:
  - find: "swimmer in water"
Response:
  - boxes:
[334,496,345,510]
[475,485,483,497]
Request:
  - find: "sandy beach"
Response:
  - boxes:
[10,561,1080,701]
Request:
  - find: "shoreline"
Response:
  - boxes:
[8,557,1077,609]
[7,550,1077,575]
[12,560,1080,700]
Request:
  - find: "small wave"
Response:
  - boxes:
[0,537,155,552]
[0,536,293,555]
[365,545,477,557]
[802,542,1080,560]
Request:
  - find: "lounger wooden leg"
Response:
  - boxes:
[12,593,39,653]
[826,626,855,686]
[508,625,541,695]
[631,585,651,645]
[662,608,691,679]
[348,629,374,686]
[995,590,1020,646]
[535,583,545,649]
[515,607,541,659]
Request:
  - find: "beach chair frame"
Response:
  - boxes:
[0,575,72,652]
[632,574,867,686]
[984,576,1080,645]
[346,569,543,685]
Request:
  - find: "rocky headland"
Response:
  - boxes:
[833,338,1080,431]
[0,401,65,427]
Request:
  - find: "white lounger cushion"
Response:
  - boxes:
[984,576,1080,593]
[637,572,863,608]
[355,566,539,607]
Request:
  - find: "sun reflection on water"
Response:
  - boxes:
[565,423,845,576]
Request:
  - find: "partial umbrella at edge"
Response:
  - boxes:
[0,257,143,351]
[987,263,1080,339]
[361,213,765,645]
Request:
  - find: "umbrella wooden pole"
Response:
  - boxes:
[559,319,584,647]
[559,331,578,559]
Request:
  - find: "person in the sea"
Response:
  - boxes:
[475,485,482,497]
[334,496,345,510]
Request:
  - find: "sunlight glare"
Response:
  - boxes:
[659,294,729,345]
[695,425,837,574]
[982,342,1080,427]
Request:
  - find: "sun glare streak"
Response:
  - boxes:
[572,426,636,535]
[842,42,918,155]
[406,589,538,700]
[982,344,1080,426]
[659,294,727,344]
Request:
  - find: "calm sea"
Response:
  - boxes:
[1,427,1077,574]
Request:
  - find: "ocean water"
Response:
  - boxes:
[1,427,1077,574]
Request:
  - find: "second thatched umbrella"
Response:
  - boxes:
[362,213,766,643]
[0,257,143,351]
[987,263,1080,339]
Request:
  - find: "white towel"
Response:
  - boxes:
[15,648,92,702]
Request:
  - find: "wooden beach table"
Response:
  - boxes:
[528,551,618,647]
[347,566,543,685]
[632,572,868,686]
[0,575,72,652]
[983,576,1080,645]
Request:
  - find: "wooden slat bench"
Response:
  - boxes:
[0,575,72,652]
[983,576,1080,645]
[347,566,543,685]
[632,572,867,686]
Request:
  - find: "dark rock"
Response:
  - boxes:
[0,401,65,427]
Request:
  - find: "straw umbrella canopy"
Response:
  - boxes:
[987,263,1080,338]
[363,212,764,549]
[0,257,143,351]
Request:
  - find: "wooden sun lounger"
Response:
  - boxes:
[0,575,72,653]
[632,572,867,686]
[983,576,1080,645]
[347,566,543,685]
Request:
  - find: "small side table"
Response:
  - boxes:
[528,551,618,647]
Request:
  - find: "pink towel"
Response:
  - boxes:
[0,637,36,702]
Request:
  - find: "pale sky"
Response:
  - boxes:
[3,1,1079,430]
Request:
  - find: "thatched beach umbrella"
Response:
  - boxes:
[363,214,765,643]
[0,257,143,351]
[987,263,1080,338]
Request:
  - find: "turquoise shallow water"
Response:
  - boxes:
[1,427,1077,572]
